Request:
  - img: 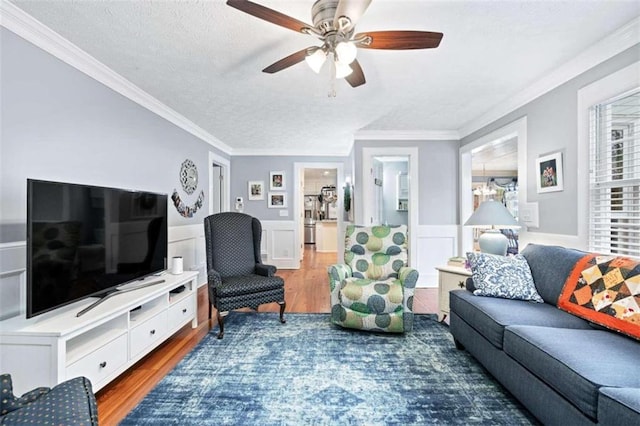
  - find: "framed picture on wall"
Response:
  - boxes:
[248,180,264,200]
[270,171,285,190]
[536,152,564,193]
[268,192,287,208]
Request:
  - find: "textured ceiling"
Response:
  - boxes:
[8,0,640,156]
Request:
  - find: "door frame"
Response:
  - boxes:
[361,147,419,266]
[208,151,230,214]
[459,117,527,254]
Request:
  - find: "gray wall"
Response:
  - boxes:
[0,29,229,243]
[461,45,640,235]
[230,156,350,221]
[353,140,459,225]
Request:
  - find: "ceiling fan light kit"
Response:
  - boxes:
[226,0,443,89]
[305,48,327,73]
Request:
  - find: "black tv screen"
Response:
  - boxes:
[27,179,168,318]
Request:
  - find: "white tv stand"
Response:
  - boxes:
[0,271,199,396]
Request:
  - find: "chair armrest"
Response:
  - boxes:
[255,264,277,277]
[0,374,49,416]
[207,269,222,288]
[327,263,352,286]
[398,266,419,289]
[328,264,352,309]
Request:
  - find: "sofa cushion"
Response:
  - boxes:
[521,244,588,305]
[504,326,640,420]
[598,387,640,425]
[467,252,543,302]
[449,289,591,348]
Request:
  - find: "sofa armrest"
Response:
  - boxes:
[465,277,476,292]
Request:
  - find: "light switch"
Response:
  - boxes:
[520,202,539,228]
[279,210,288,217]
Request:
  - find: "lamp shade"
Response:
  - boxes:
[464,199,519,228]
[464,200,519,256]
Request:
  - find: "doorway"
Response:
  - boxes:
[361,147,419,266]
[294,162,344,265]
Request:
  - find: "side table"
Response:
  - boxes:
[436,265,472,322]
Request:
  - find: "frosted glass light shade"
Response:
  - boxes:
[335,62,353,79]
[305,49,327,73]
[335,41,357,65]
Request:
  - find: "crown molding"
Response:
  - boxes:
[459,15,640,139]
[354,130,460,141]
[0,1,233,155]
[231,147,352,157]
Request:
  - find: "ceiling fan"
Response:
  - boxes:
[226,0,443,88]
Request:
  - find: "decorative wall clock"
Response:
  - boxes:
[180,159,198,195]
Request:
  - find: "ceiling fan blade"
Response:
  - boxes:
[355,30,443,50]
[262,49,309,74]
[334,0,372,30]
[345,59,366,88]
[227,0,312,34]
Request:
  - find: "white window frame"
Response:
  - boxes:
[577,61,640,253]
[589,93,640,255]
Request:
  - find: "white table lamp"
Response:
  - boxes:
[464,199,520,256]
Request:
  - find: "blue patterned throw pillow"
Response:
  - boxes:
[466,252,543,303]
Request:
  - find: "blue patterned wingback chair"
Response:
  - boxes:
[328,224,419,332]
[204,212,286,339]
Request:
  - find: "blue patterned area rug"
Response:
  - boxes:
[122,313,535,425]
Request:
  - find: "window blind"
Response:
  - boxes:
[589,90,640,256]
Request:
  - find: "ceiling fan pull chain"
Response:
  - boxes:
[328,59,337,98]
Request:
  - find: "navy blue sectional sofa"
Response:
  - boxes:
[450,244,640,425]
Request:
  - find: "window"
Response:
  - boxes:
[589,89,640,256]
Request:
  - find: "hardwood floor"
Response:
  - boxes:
[95,246,438,425]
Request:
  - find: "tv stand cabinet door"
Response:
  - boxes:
[0,335,63,396]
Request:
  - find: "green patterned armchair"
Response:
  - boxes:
[328,224,419,332]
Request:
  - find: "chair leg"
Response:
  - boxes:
[208,302,212,320]
[216,310,225,339]
[278,301,286,324]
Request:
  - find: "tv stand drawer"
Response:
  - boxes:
[66,333,127,388]
[130,311,168,359]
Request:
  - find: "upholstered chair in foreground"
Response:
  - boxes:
[328,224,418,332]
[0,374,98,425]
[204,212,286,339]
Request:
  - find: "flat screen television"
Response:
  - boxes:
[27,179,168,318]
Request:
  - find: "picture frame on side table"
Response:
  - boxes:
[270,171,285,190]
[248,180,264,200]
[536,152,564,193]
[268,192,287,208]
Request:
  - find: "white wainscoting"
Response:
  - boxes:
[0,242,26,320]
[167,224,207,288]
[261,220,299,270]
[413,225,459,288]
